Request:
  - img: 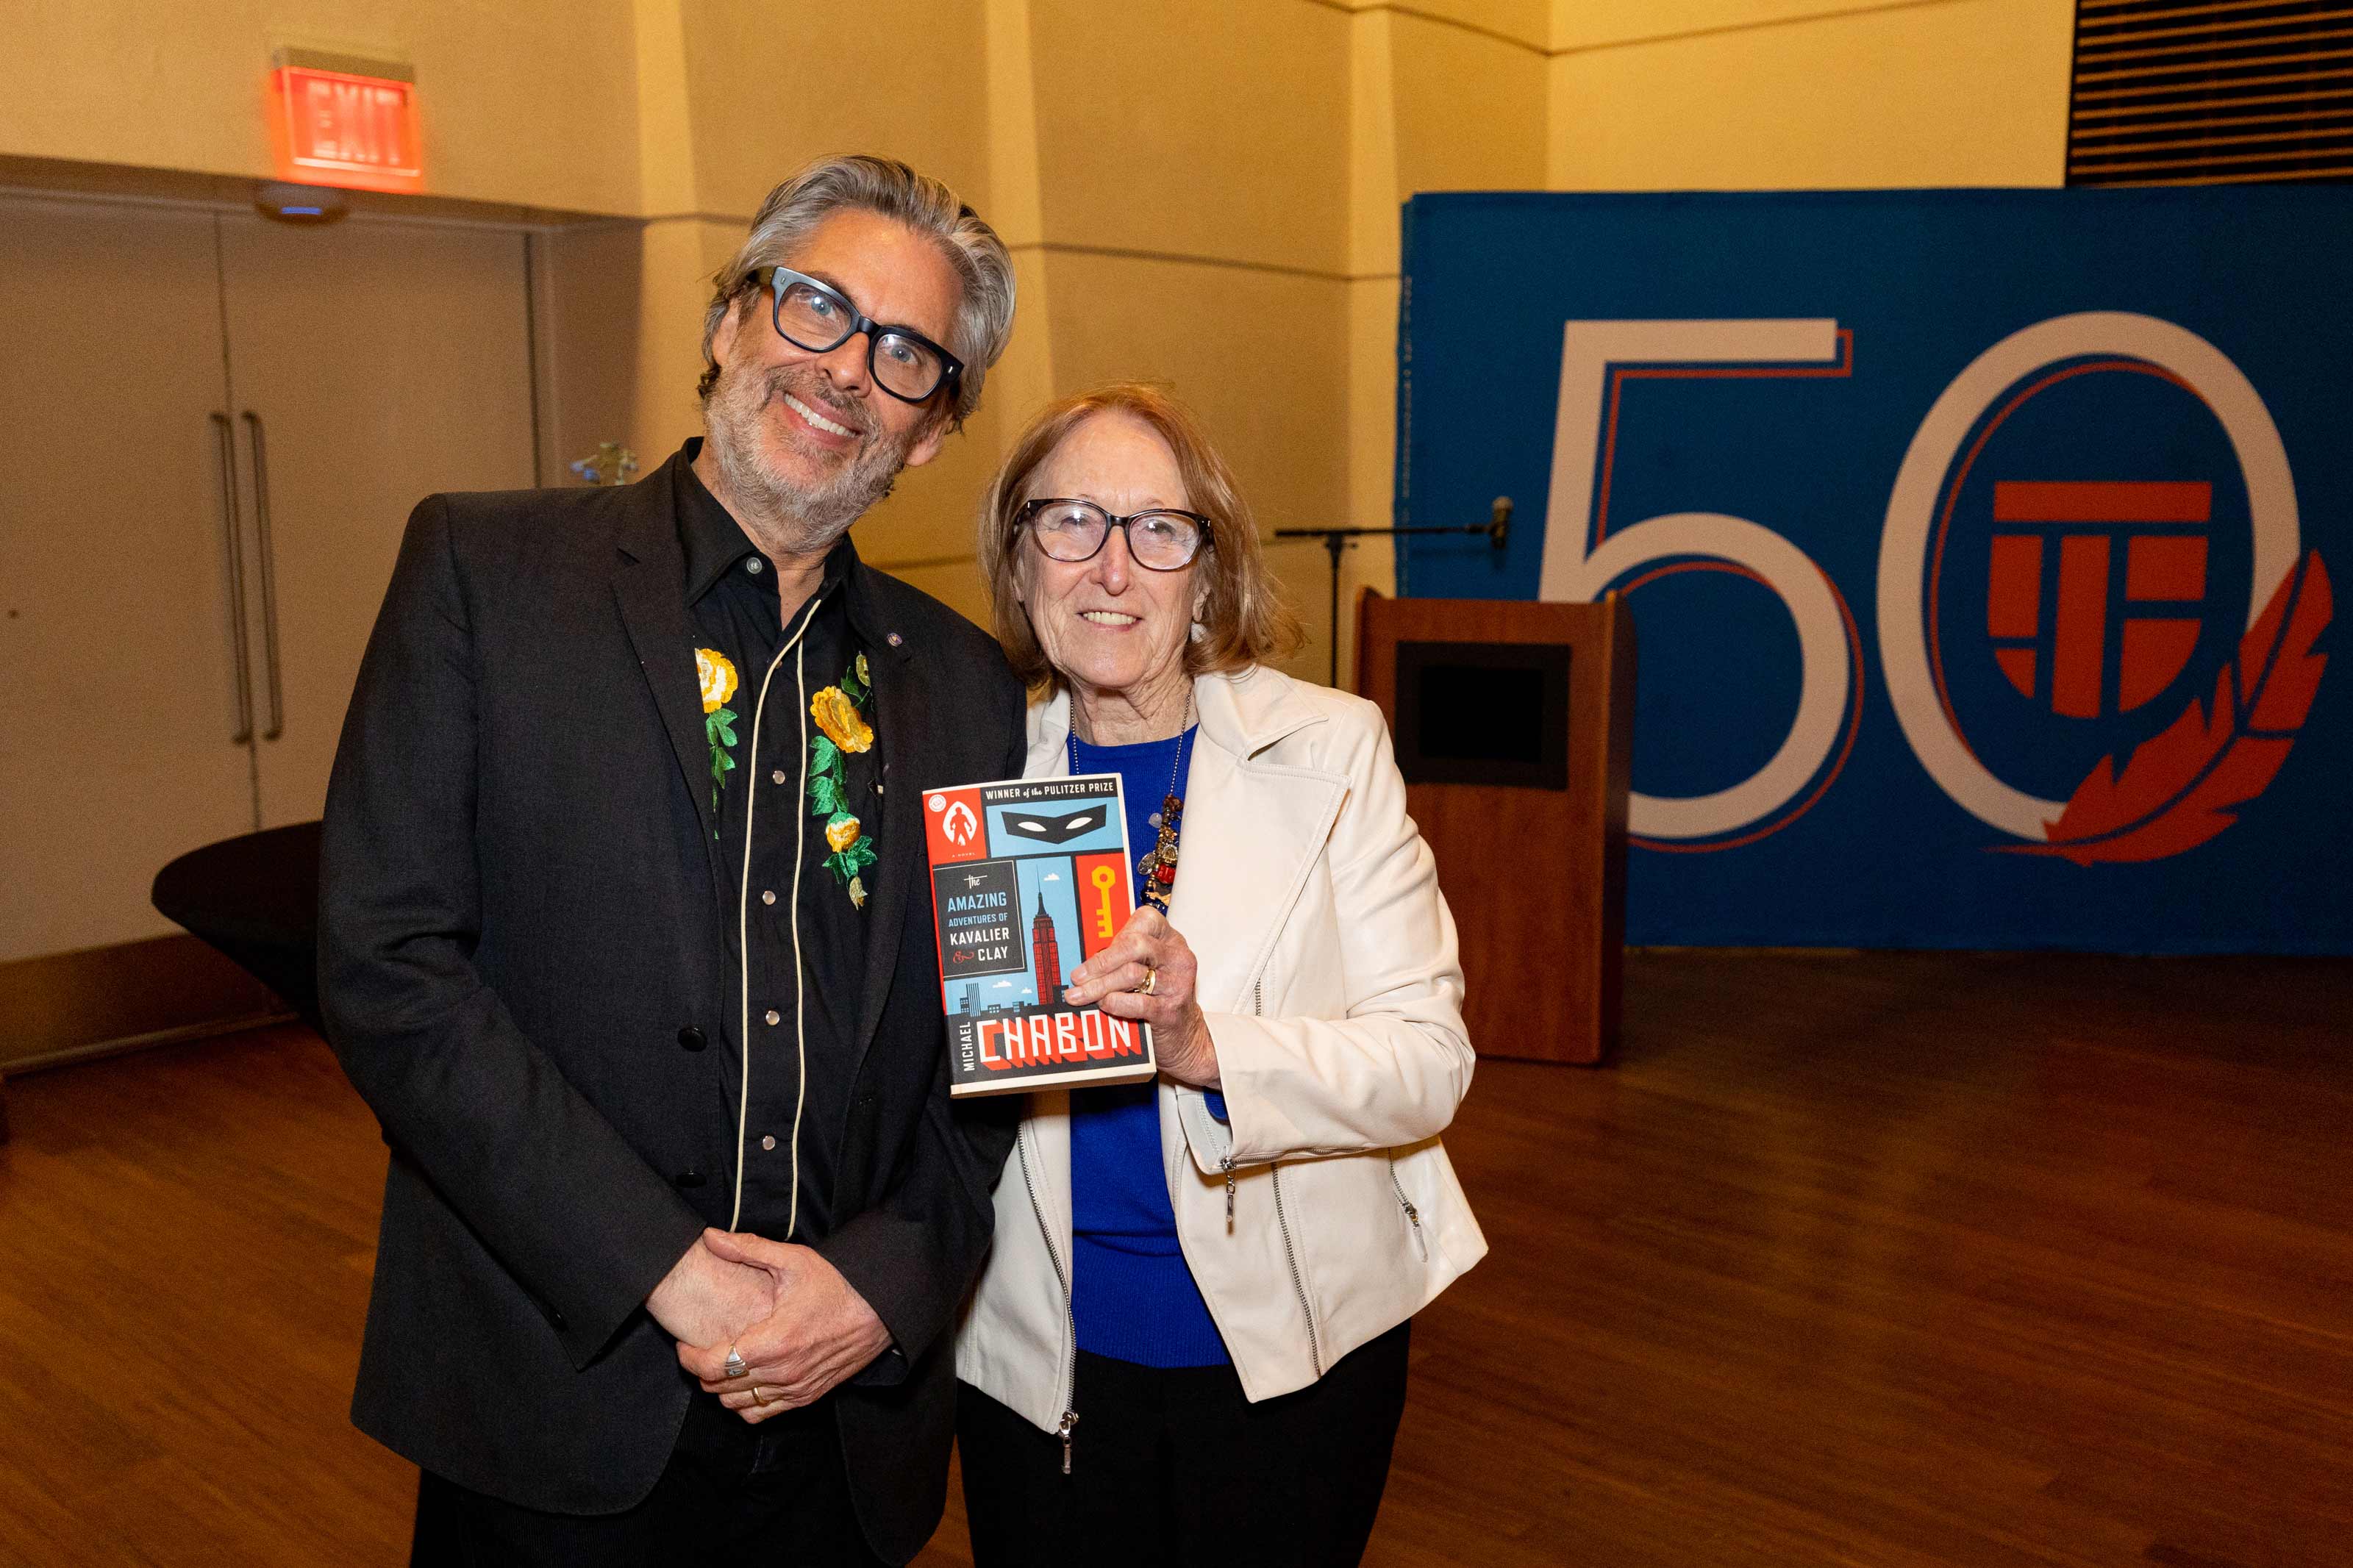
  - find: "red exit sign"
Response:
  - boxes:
[268,49,422,193]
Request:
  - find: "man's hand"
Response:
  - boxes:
[645,1233,776,1349]
[676,1230,892,1422]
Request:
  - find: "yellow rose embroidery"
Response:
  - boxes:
[696,648,739,714]
[810,687,874,753]
[809,656,877,910]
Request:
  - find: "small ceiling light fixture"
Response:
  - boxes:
[254,182,349,224]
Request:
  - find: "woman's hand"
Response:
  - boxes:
[1061,906,1219,1088]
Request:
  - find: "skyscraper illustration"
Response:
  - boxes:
[1029,892,1062,1009]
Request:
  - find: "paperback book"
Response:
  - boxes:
[922,773,1159,1097]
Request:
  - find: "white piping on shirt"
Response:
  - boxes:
[729,593,823,1236]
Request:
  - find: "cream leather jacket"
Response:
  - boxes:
[954,665,1487,1439]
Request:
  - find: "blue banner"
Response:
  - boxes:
[1396,189,2346,951]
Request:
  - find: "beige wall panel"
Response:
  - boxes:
[988,249,1061,434]
[1548,0,2072,190]
[1552,0,2024,51]
[851,406,1005,573]
[678,0,993,222]
[1349,6,1546,277]
[1026,0,1349,273]
[538,221,645,489]
[0,0,640,214]
[1263,534,1339,687]
[1348,9,1402,277]
[1338,0,1549,51]
[1040,250,1346,685]
[1392,15,1548,215]
[1042,253,1347,531]
[598,218,746,470]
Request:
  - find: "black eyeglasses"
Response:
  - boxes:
[1017,498,1212,571]
[748,265,963,406]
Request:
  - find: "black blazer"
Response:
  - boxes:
[318,450,1024,1561]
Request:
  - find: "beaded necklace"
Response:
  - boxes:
[1068,691,1196,915]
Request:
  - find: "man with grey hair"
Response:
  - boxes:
[321,154,1025,1564]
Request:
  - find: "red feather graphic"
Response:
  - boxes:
[2013,549,2330,865]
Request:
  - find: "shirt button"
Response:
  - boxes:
[746,558,765,574]
[761,889,776,905]
[761,1135,777,1151]
[773,769,787,785]
[765,1009,781,1026]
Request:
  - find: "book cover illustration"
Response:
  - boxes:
[922,773,1158,1097]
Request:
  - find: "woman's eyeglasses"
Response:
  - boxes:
[1018,498,1211,571]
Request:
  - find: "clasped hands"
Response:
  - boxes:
[648,1228,890,1424]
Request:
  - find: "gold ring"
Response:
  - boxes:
[1139,967,1158,997]
[751,1383,768,1405]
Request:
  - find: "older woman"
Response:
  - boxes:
[954,384,1485,1566]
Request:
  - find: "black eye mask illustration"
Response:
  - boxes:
[1001,807,1107,845]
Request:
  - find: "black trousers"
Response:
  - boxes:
[409,1392,885,1567]
[957,1320,1410,1568]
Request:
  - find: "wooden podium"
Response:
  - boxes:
[1354,592,1635,1065]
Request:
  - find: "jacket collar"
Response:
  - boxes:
[1025,664,1327,772]
[612,449,728,887]
[846,584,923,1070]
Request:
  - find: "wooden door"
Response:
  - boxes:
[0,198,260,961]
[216,213,535,828]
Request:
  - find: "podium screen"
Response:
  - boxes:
[1393,640,1570,790]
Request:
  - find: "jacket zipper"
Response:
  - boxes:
[1390,1155,1429,1261]
[1251,976,1326,1378]
[1270,1163,1324,1378]
[1017,1128,1079,1474]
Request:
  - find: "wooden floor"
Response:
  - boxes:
[2,953,2348,1566]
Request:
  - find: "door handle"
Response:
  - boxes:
[210,412,254,745]
[241,411,285,741]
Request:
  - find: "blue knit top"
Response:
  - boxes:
[1066,727,1229,1367]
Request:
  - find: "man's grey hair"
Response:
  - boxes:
[699,154,1015,430]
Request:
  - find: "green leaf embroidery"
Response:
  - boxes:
[807,656,879,906]
[705,703,744,828]
[824,839,877,882]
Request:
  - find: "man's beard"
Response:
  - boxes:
[704,362,921,552]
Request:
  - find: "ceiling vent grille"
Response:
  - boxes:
[2069,0,2353,185]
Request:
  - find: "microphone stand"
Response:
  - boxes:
[1274,497,1513,687]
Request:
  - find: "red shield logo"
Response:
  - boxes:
[1985,480,2210,718]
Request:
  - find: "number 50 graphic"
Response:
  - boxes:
[1538,315,2304,846]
